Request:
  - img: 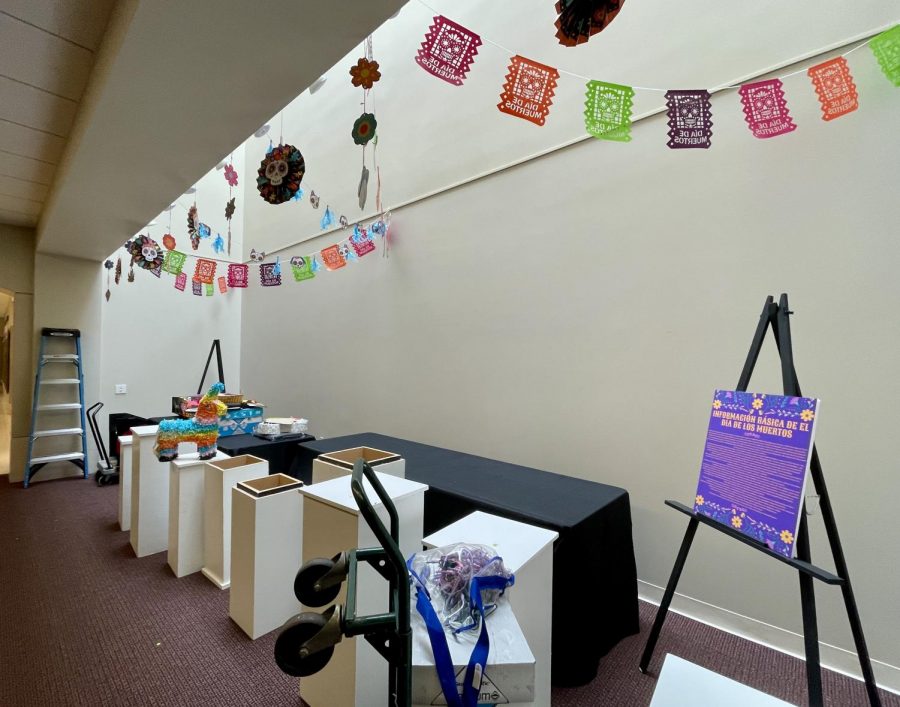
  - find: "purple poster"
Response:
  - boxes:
[693,390,819,558]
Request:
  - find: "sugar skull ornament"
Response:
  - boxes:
[257,144,305,204]
[127,235,164,270]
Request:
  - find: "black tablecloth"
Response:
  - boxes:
[297,432,639,688]
[216,433,314,477]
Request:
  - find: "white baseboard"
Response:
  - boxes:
[638,579,900,696]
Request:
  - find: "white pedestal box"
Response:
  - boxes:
[311,447,404,485]
[202,454,268,589]
[117,435,133,531]
[299,472,428,707]
[423,511,558,707]
[167,451,229,578]
[650,654,795,706]
[229,474,304,639]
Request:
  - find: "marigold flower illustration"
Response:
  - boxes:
[695,495,704,506]
[224,164,238,187]
[780,529,794,544]
[731,516,743,529]
[752,398,764,410]
[349,58,381,89]
[713,400,722,409]
[801,409,815,422]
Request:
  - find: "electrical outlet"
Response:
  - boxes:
[115,384,127,395]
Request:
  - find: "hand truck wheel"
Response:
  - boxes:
[294,557,342,607]
[274,612,335,677]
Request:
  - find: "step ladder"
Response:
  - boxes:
[24,328,89,488]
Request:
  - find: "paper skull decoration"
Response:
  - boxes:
[257,144,305,204]
[250,248,266,263]
[290,256,305,268]
[127,235,164,270]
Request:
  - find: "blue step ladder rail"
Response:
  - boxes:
[24,328,89,488]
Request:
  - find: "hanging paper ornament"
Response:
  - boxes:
[213,234,225,254]
[339,242,356,262]
[175,272,187,291]
[870,24,900,86]
[225,197,236,221]
[250,248,266,262]
[310,255,321,273]
[127,234,164,270]
[105,289,110,302]
[115,258,122,284]
[218,276,228,294]
[104,259,113,301]
[665,90,713,149]
[370,220,386,238]
[584,80,634,141]
[351,226,376,257]
[554,0,625,47]
[192,279,203,296]
[349,57,381,89]
[227,263,249,288]
[358,166,369,210]
[104,259,114,269]
[162,250,186,275]
[198,223,211,238]
[320,244,346,271]
[352,113,377,146]
[187,205,201,250]
[309,191,320,209]
[320,206,335,230]
[259,262,282,286]
[738,79,796,139]
[204,283,213,296]
[150,264,162,278]
[291,187,304,202]
[257,144,305,204]
[415,15,482,86]
[807,57,858,121]
[193,258,217,284]
[339,215,349,228]
[224,164,238,187]
[127,264,135,282]
[163,234,176,250]
[290,256,315,282]
[497,56,560,126]
[273,256,282,276]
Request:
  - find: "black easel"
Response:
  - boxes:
[196,339,225,394]
[639,294,881,707]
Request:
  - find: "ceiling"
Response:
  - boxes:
[0,0,116,228]
[28,0,406,261]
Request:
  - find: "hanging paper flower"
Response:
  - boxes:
[104,260,114,270]
[257,143,306,204]
[127,234,164,270]
[162,233,176,250]
[225,197,236,221]
[309,191,320,208]
[349,57,381,89]
[554,0,626,47]
[187,205,201,250]
[224,164,238,187]
[352,113,377,145]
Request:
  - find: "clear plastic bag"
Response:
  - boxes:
[408,543,514,637]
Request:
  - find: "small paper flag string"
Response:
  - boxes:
[738,79,797,139]
[497,55,560,126]
[870,24,900,86]
[807,57,858,121]
[665,90,712,149]
[584,80,634,141]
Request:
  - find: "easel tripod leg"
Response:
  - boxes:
[639,518,699,673]
[796,517,824,707]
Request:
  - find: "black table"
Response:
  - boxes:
[297,432,639,688]
[216,432,315,477]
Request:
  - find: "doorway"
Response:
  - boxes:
[0,288,13,476]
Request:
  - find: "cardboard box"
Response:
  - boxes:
[218,406,264,437]
[411,601,535,705]
[311,446,404,485]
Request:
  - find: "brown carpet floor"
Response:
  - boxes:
[0,476,896,706]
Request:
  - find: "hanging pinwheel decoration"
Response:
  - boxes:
[187,204,201,250]
[257,144,305,205]
[126,234,165,270]
[554,0,625,46]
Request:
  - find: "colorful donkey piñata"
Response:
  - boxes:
[154,382,228,461]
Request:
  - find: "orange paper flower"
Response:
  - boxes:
[350,58,381,89]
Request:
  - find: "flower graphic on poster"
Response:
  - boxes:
[800,409,815,422]
[731,516,742,529]
[712,400,722,410]
[695,495,704,506]
[752,398,764,410]
[780,530,794,545]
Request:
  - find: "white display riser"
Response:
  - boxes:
[202,455,269,590]
[117,435,133,532]
[167,451,229,578]
[299,472,428,707]
[423,511,558,707]
[229,475,304,639]
[129,425,204,558]
[311,446,405,485]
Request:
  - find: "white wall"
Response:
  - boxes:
[97,146,245,439]
[239,0,900,689]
